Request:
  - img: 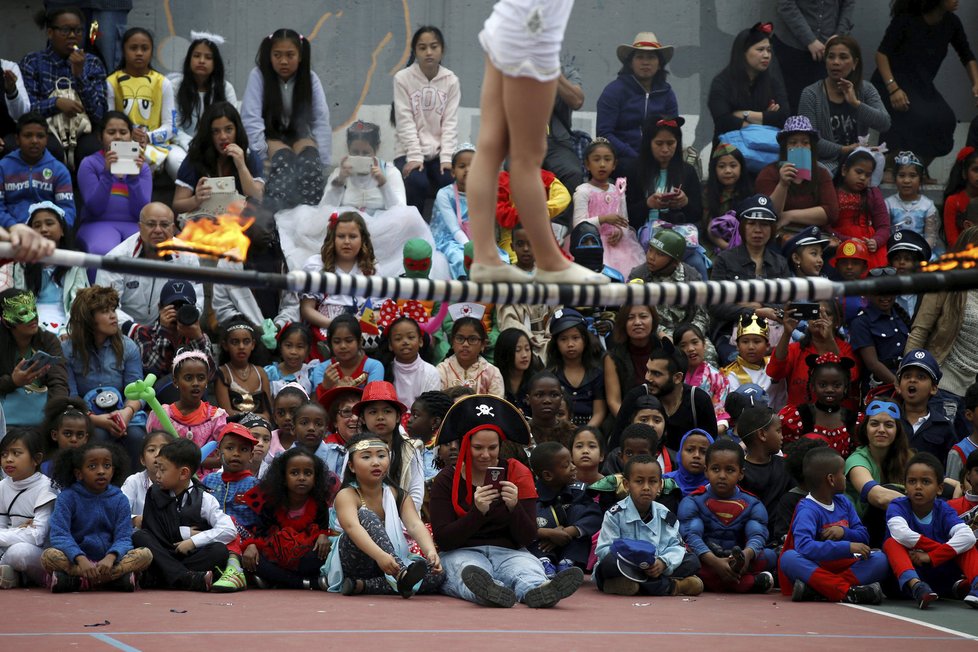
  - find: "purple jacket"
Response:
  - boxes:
[77,150,151,224]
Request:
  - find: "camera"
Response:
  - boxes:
[176,303,200,326]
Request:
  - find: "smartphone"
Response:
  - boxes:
[203,176,235,194]
[661,185,682,199]
[109,140,141,175]
[787,148,812,181]
[347,156,373,175]
[790,302,821,321]
[25,350,62,367]
[485,466,507,491]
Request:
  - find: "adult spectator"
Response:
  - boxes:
[597,33,677,221]
[94,203,203,327]
[708,22,789,143]
[755,116,838,233]
[544,56,586,197]
[61,285,145,463]
[129,280,213,381]
[0,288,68,426]
[19,7,106,166]
[612,346,719,452]
[906,226,978,406]
[799,35,891,175]
[773,0,856,112]
[872,0,978,182]
[1,59,32,157]
[708,194,791,362]
[0,113,75,227]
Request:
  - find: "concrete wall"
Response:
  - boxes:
[4,0,977,166]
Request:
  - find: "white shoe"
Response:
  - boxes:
[534,262,611,285]
[469,262,533,283]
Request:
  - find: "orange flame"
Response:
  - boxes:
[157,205,253,262]
[921,244,978,273]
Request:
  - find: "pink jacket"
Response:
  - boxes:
[393,63,460,166]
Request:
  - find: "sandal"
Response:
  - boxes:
[396,560,427,599]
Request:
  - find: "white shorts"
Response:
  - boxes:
[478,0,574,82]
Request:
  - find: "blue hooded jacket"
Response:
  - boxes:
[596,73,678,160]
[49,482,134,562]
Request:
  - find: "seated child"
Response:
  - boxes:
[947,382,978,483]
[886,229,932,321]
[593,424,673,512]
[241,448,340,590]
[39,398,92,478]
[43,442,152,592]
[133,439,236,591]
[121,431,171,527]
[850,290,910,390]
[233,413,273,478]
[722,383,769,446]
[526,371,576,448]
[594,454,703,596]
[895,350,957,463]
[324,435,443,596]
[722,314,786,411]
[829,239,871,323]
[782,226,829,278]
[882,453,978,608]
[529,442,603,576]
[779,447,889,604]
[0,430,58,588]
[771,438,828,547]
[603,398,675,475]
[778,353,858,456]
[665,429,715,497]
[948,450,978,523]
[678,439,777,593]
[571,427,605,486]
[202,423,262,593]
[738,406,793,525]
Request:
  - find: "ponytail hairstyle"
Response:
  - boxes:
[255,29,313,140]
[176,36,228,130]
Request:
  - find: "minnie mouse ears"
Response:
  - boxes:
[436,395,531,446]
[805,352,855,371]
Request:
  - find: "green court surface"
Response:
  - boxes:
[847,600,978,640]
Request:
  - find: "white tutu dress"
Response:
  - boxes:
[478,0,575,82]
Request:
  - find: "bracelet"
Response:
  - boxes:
[885,78,896,87]
[889,88,902,96]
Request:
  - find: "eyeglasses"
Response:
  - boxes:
[337,408,358,420]
[52,26,84,36]
[453,335,483,346]
[868,267,897,277]
[141,221,174,231]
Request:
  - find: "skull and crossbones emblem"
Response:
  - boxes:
[475,404,494,417]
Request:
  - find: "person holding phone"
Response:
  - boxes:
[173,102,264,216]
[76,111,151,257]
[429,394,585,608]
[0,288,69,427]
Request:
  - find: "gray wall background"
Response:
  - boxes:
[3,0,977,155]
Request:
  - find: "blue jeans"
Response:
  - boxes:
[440,545,549,605]
[88,10,128,71]
[94,424,146,470]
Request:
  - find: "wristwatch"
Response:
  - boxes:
[742,111,750,122]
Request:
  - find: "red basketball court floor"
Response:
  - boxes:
[2,584,976,652]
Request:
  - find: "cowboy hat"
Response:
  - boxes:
[617,32,674,65]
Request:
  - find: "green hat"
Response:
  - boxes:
[402,238,432,279]
[647,229,685,261]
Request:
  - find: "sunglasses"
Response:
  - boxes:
[739,314,767,328]
[865,400,901,419]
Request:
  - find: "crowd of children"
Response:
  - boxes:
[1,0,978,621]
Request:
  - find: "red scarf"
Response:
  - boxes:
[170,402,219,427]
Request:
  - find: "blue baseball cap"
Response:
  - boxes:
[897,349,942,383]
[782,225,829,259]
[549,308,586,336]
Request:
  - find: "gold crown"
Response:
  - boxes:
[737,314,769,339]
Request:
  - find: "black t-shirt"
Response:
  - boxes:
[828,99,858,146]
[662,385,719,451]
[742,455,794,519]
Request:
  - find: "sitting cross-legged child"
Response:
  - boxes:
[948,450,978,523]
[594,454,703,597]
[678,439,777,593]
[133,439,236,592]
[882,452,978,609]
[42,442,152,592]
[779,447,889,604]
[528,442,602,577]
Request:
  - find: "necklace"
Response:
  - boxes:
[232,364,251,382]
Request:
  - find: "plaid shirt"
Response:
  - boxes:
[19,45,107,120]
[202,472,260,529]
[130,320,213,377]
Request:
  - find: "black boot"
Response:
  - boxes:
[296,145,326,206]
[263,148,298,212]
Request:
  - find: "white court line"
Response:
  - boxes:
[842,603,978,642]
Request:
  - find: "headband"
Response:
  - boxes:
[349,438,390,453]
[844,146,875,163]
[28,201,65,220]
[237,412,272,431]
[865,400,901,419]
[269,32,305,41]
[279,381,309,398]
[225,321,255,334]
[328,212,339,232]
[190,30,226,45]
[739,413,774,439]
[172,349,210,369]
[657,119,678,128]
[712,142,738,159]
[348,120,379,136]
[813,352,841,366]
[752,22,773,35]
